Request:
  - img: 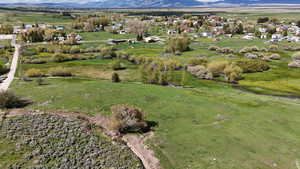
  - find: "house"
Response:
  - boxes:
[75,35,82,41]
[271,34,283,40]
[200,32,213,38]
[287,36,300,42]
[295,28,300,36]
[13,26,23,34]
[25,24,33,29]
[38,24,52,29]
[144,36,160,43]
[167,30,177,35]
[56,26,64,31]
[259,27,267,33]
[54,36,65,41]
[268,34,283,43]
[118,30,127,35]
[260,34,267,39]
[242,34,255,40]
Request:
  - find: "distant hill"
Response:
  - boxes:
[2,0,300,8]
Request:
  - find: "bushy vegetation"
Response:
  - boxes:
[24,68,46,77]
[51,53,95,63]
[208,45,219,51]
[187,58,208,66]
[216,47,234,54]
[110,104,147,133]
[116,51,130,59]
[111,59,125,70]
[223,63,243,82]
[0,64,9,75]
[268,45,279,51]
[0,90,29,109]
[112,72,121,83]
[49,67,73,77]
[207,61,229,77]
[0,24,13,34]
[207,61,243,82]
[165,35,190,54]
[19,28,66,43]
[187,65,213,80]
[267,53,281,60]
[100,46,117,59]
[292,52,300,61]
[236,60,270,73]
[239,46,260,53]
[140,59,182,85]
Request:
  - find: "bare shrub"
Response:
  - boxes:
[112,72,121,83]
[224,63,243,82]
[165,34,190,54]
[187,58,208,66]
[207,61,229,77]
[49,67,73,77]
[292,52,300,61]
[25,68,45,77]
[0,90,30,109]
[110,105,147,133]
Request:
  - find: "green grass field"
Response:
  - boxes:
[79,32,136,41]
[3,10,300,169]
[11,77,300,169]
[0,10,73,25]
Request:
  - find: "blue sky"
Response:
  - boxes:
[1,0,222,3]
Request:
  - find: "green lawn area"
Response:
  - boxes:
[79,32,136,41]
[218,12,300,22]
[0,10,73,25]
[11,77,300,169]
[17,58,139,81]
[4,10,300,169]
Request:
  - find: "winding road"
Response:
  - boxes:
[0,35,20,91]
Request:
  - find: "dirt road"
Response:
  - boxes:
[0,35,20,91]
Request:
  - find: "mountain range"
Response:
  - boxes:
[1,0,300,8]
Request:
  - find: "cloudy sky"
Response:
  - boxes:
[1,0,222,3]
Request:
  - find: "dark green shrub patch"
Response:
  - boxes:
[0,90,30,109]
[236,60,270,73]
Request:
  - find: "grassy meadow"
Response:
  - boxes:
[1,8,300,169]
[12,77,300,169]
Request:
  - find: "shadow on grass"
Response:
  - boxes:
[0,90,32,109]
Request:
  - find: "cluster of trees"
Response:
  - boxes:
[223,23,244,35]
[0,24,13,34]
[165,34,190,54]
[257,17,270,24]
[0,64,9,75]
[126,19,149,41]
[19,28,66,43]
[188,60,243,83]
[206,61,243,83]
[140,59,181,85]
[71,15,111,32]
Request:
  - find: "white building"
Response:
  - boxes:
[200,32,213,38]
[243,35,255,40]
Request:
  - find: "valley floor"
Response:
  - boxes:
[11,77,300,169]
